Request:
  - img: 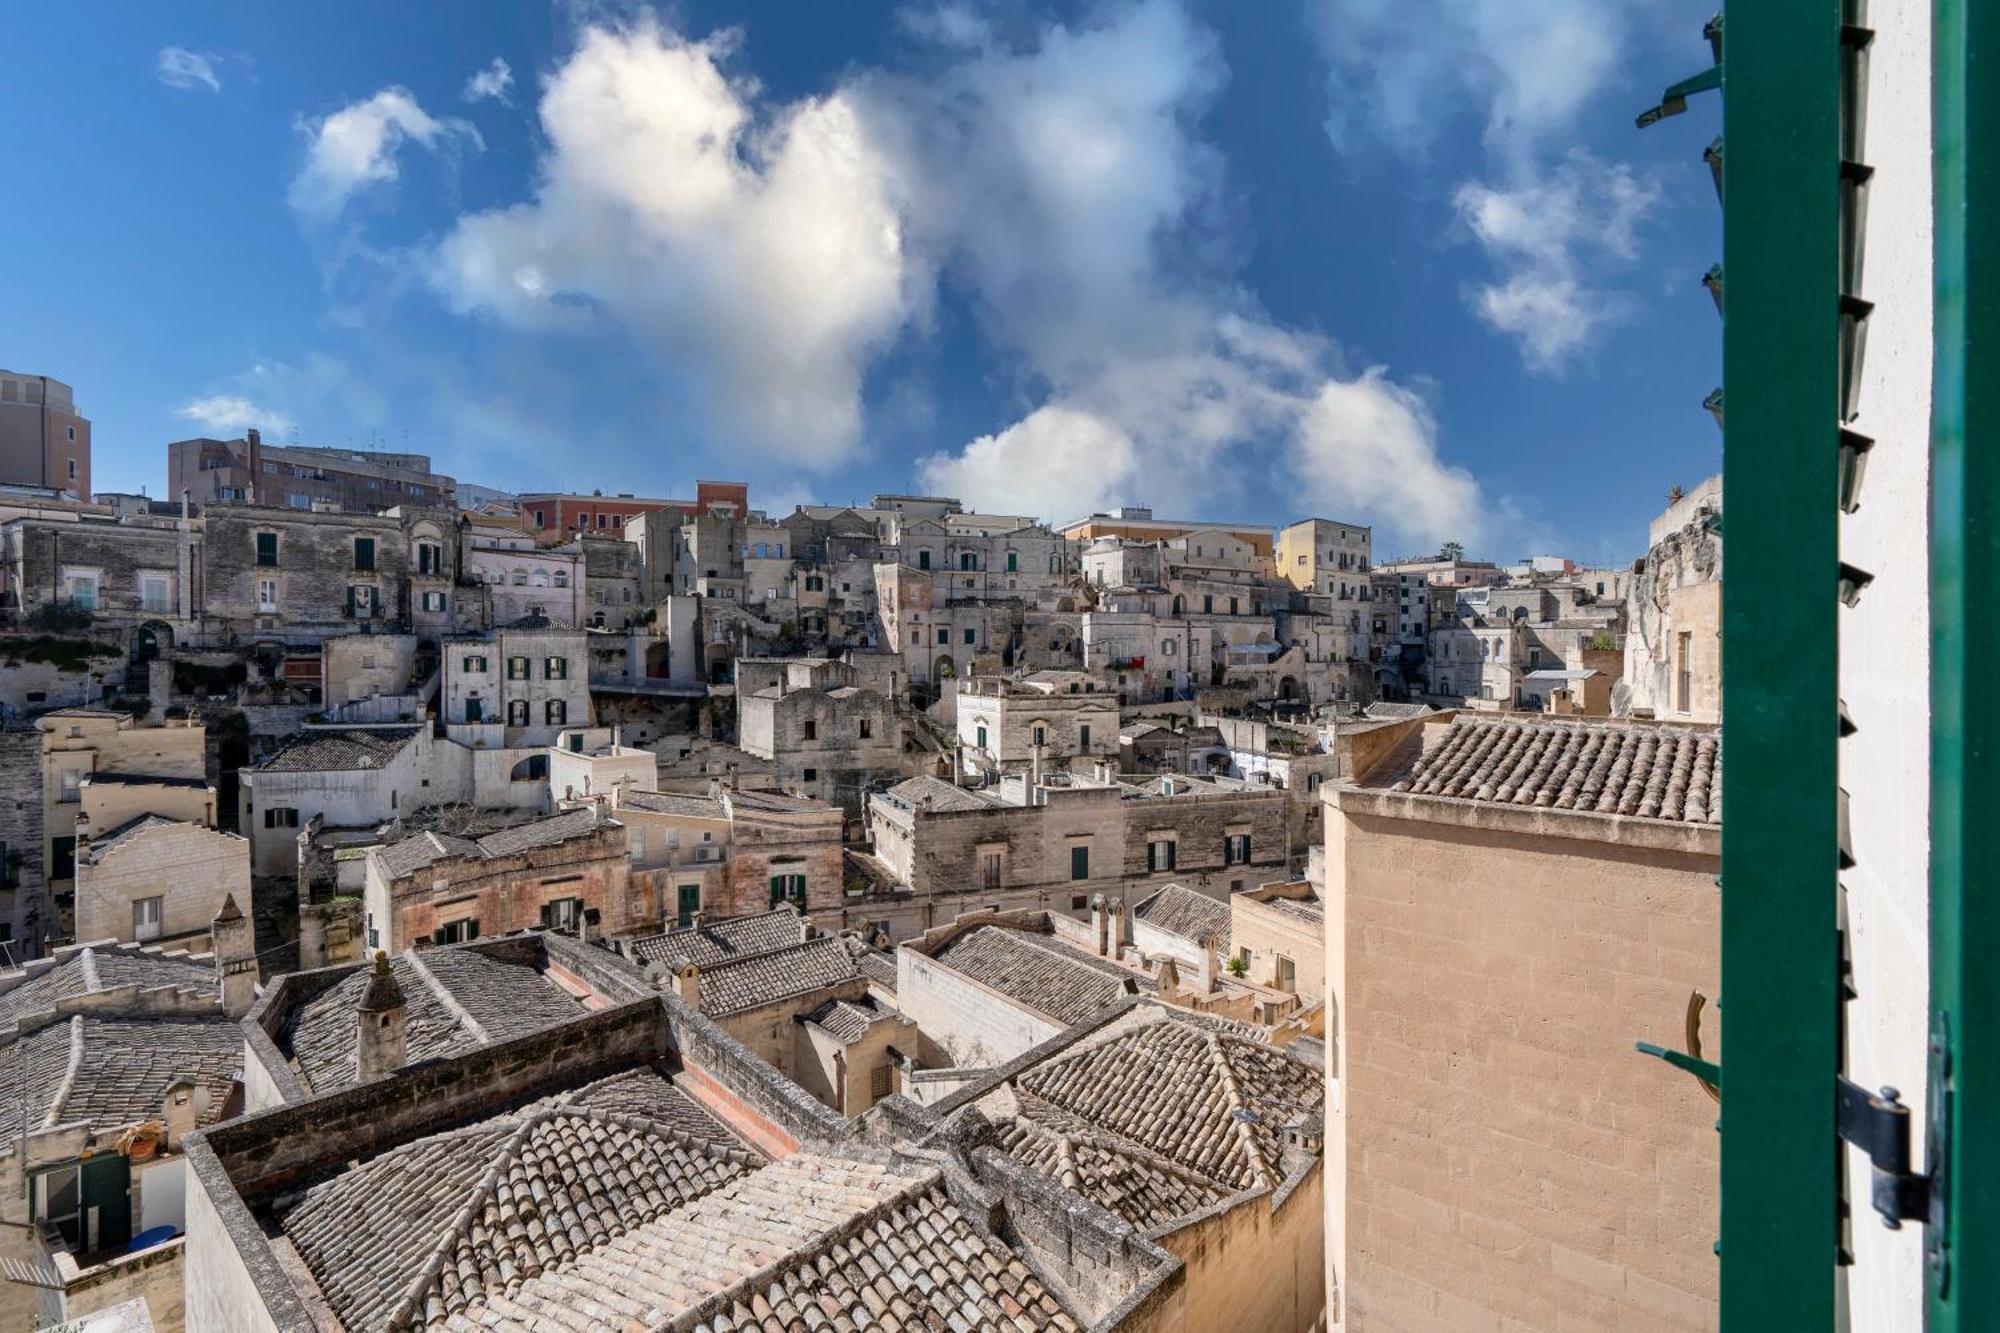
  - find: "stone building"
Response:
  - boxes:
[581,532,642,627]
[73,814,249,950]
[241,931,646,1109]
[735,657,904,813]
[182,996,1190,1333]
[1323,712,1720,1329]
[199,505,424,640]
[456,517,585,628]
[709,787,845,919]
[863,769,1287,942]
[938,1001,1327,1333]
[0,922,254,1332]
[439,617,591,745]
[895,912,1160,1067]
[1230,879,1323,998]
[623,907,912,1118]
[168,432,453,512]
[1624,476,1722,723]
[237,727,427,878]
[955,672,1119,774]
[360,805,637,953]
[38,711,208,951]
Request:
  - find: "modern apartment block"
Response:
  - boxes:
[0,370,89,500]
[168,430,454,512]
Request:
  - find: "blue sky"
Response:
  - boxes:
[3,1,1719,563]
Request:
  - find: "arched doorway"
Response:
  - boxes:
[132,621,172,666]
[1277,675,1299,700]
[932,653,955,682]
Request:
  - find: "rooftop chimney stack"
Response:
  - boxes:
[1092,893,1110,957]
[356,951,407,1082]
[1198,934,1219,995]
[676,962,701,1009]
[212,893,258,1018]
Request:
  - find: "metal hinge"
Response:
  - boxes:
[1835,1011,1952,1292]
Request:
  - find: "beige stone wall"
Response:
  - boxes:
[81,780,214,834]
[1327,804,1719,1332]
[76,822,249,946]
[1164,1172,1324,1333]
[1230,895,1323,997]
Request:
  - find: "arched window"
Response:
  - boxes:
[511,568,528,586]
[553,570,570,588]
[532,570,550,587]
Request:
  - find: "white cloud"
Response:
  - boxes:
[463,57,514,104]
[1454,151,1657,372]
[289,87,480,222]
[919,405,1140,522]
[157,47,222,93]
[890,2,1488,547]
[1311,0,1651,373]
[176,395,296,439]
[430,18,916,466]
[1292,371,1480,542]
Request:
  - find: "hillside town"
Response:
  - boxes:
[2,0,1986,1328]
[0,388,1724,1332]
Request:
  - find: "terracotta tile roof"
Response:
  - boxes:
[279,945,592,1095]
[930,925,1154,1026]
[695,936,861,1017]
[274,1072,1086,1333]
[0,943,214,1033]
[258,729,419,774]
[995,1101,1233,1231]
[627,907,804,968]
[1390,716,1721,824]
[1132,883,1231,946]
[1013,1010,1323,1196]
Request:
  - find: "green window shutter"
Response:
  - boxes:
[1070,846,1088,880]
[771,876,785,908]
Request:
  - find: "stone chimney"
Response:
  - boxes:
[1198,934,1219,995]
[1110,898,1127,954]
[212,894,258,1018]
[1092,893,1110,956]
[163,1076,200,1150]
[1157,955,1181,1001]
[676,962,701,1008]
[356,951,407,1083]
[799,913,816,944]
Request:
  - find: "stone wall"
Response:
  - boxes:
[895,942,1070,1067]
[76,821,249,946]
[0,728,44,945]
[1325,797,1719,1331]
[1161,1169,1325,1333]
[369,824,635,952]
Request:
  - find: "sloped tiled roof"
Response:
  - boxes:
[279,945,591,1095]
[1132,883,1231,946]
[930,925,1154,1026]
[258,729,419,774]
[82,813,183,861]
[882,775,995,812]
[627,906,803,968]
[694,936,861,1017]
[1390,716,1720,824]
[801,997,888,1045]
[618,790,727,819]
[273,1070,1088,1333]
[995,1101,1233,1231]
[857,949,898,992]
[1013,1011,1323,1195]
[0,1013,240,1147]
[374,808,612,881]
[0,943,214,1033]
